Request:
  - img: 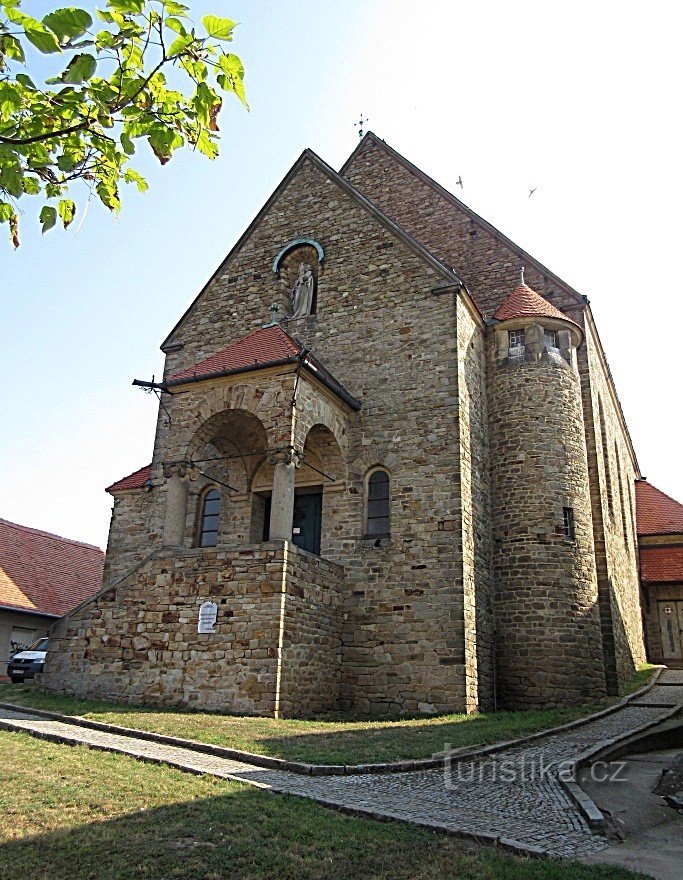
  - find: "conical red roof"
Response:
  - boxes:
[493,284,574,324]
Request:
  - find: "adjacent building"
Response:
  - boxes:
[636,480,683,667]
[0,518,104,663]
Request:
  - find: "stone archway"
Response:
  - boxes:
[250,422,346,556]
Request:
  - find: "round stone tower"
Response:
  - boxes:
[488,278,606,709]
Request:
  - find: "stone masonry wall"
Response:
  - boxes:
[488,340,606,708]
[578,315,646,691]
[455,294,494,711]
[278,549,344,716]
[42,545,284,713]
[102,488,156,586]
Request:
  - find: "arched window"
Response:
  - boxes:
[366,470,390,536]
[198,488,221,548]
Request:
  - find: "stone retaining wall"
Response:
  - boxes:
[41,543,345,716]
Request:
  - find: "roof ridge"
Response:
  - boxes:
[161,145,463,350]
[343,132,585,306]
[0,518,104,553]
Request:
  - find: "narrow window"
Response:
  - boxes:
[367,470,390,536]
[544,329,557,349]
[509,329,525,348]
[198,488,221,547]
[563,507,575,540]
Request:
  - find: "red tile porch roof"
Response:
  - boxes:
[0,518,104,617]
[105,463,152,494]
[635,480,683,536]
[164,324,361,410]
[166,325,302,384]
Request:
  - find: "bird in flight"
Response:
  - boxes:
[456,176,463,189]
[528,187,537,198]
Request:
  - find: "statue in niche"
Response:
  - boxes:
[289,262,316,318]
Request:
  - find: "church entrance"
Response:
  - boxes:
[262,487,323,556]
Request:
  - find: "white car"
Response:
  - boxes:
[7,637,49,683]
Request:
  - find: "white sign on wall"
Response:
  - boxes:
[198,600,218,634]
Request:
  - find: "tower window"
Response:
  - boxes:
[509,329,525,348]
[198,488,221,547]
[366,470,390,536]
[563,507,575,540]
[545,330,557,349]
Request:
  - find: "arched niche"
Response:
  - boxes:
[273,238,324,318]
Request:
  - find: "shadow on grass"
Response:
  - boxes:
[0,665,657,766]
[0,682,614,764]
[0,784,638,880]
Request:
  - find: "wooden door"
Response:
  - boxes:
[658,601,683,661]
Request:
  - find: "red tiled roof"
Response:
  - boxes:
[635,480,683,536]
[0,518,104,617]
[640,546,683,583]
[492,284,576,324]
[106,463,152,494]
[167,325,302,384]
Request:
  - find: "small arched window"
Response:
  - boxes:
[366,470,390,536]
[198,488,221,548]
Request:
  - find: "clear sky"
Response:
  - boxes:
[1,0,681,548]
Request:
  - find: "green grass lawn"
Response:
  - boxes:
[0,664,656,766]
[0,729,642,880]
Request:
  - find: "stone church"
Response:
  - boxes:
[43,133,659,717]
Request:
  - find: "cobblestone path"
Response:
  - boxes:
[1,669,681,860]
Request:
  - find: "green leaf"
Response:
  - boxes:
[108,0,144,14]
[0,201,13,223]
[0,165,22,197]
[95,181,120,212]
[123,167,148,192]
[57,198,76,228]
[0,34,25,62]
[47,52,97,84]
[164,1,189,14]
[120,131,135,155]
[56,154,77,171]
[0,83,21,121]
[39,205,57,233]
[15,73,37,89]
[217,53,247,108]
[195,128,218,160]
[164,17,186,34]
[201,15,236,40]
[22,176,40,194]
[7,9,62,53]
[167,32,193,58]
[42,8,93,44]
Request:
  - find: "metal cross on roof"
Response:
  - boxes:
[354,113,368,139]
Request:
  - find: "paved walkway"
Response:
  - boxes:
[1,670,681,860]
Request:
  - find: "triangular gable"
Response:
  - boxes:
[161,148,464,351]
[342,133,586,317]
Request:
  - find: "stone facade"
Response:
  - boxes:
[42,134,651,716]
